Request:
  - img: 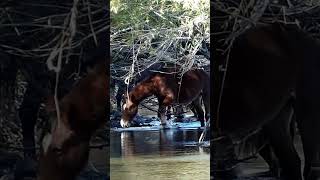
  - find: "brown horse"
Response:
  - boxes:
[213,23,320,180]
[37,60,107,180]
[120,67,210,128]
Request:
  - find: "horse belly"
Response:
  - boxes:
[219,87,291,137]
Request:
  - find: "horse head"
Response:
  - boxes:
[38,96,90,180]
[38,60,107,180]
[120,93,138,128]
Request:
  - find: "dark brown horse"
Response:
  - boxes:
[214,23,320,180]
[121,67,210,128]
[37,60,107,180]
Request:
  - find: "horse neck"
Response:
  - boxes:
[129,80,154,104]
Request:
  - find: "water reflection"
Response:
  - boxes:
[110,129,210,180]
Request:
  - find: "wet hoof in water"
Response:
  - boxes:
[175,118,183,123]
[175,115,184,122]
[120,119,131,128]
[160,123,170,129]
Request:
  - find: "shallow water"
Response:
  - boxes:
[110,128,210,180]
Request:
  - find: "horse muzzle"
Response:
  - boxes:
[120,119,131,128]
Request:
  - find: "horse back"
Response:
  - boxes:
[157,68,209,104]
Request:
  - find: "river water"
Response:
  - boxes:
[110,126,210,180]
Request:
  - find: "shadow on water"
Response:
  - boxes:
[110,129,210,180]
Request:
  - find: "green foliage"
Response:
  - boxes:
[111,0,209,29]
[111,0,209,45]
[111,0,210,80]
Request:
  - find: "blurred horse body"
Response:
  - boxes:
[37,60,107,180]
[214,23,320,180]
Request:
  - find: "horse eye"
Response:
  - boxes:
[52,147,63,156]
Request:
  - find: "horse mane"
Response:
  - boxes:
[133,62,192,84]
[134,62,165,83]
[123,62,165,92]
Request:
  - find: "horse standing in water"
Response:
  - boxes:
[214,23,320,180]
[120,67,210,128]
[37,60,107,180]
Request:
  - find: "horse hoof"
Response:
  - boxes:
[160,123,170,129]
[120,119,130,128]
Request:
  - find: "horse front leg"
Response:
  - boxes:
[191,96,205,127]
[158,104,168,127]
[158,94,174,127]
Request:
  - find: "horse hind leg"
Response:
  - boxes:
[188,103,198,117]
[294,76,320,180]
[258,144,280,178]
[191,96,205,127]
[259,105,297,178]
[296,102,320,180]
[202,81,211,126]
[264,102,302,180]
[258,120,296,178]
[174,105,184,122]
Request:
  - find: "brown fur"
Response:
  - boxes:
[214,23,320,179]
[37,60,108,180]
[121,68,210,127]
